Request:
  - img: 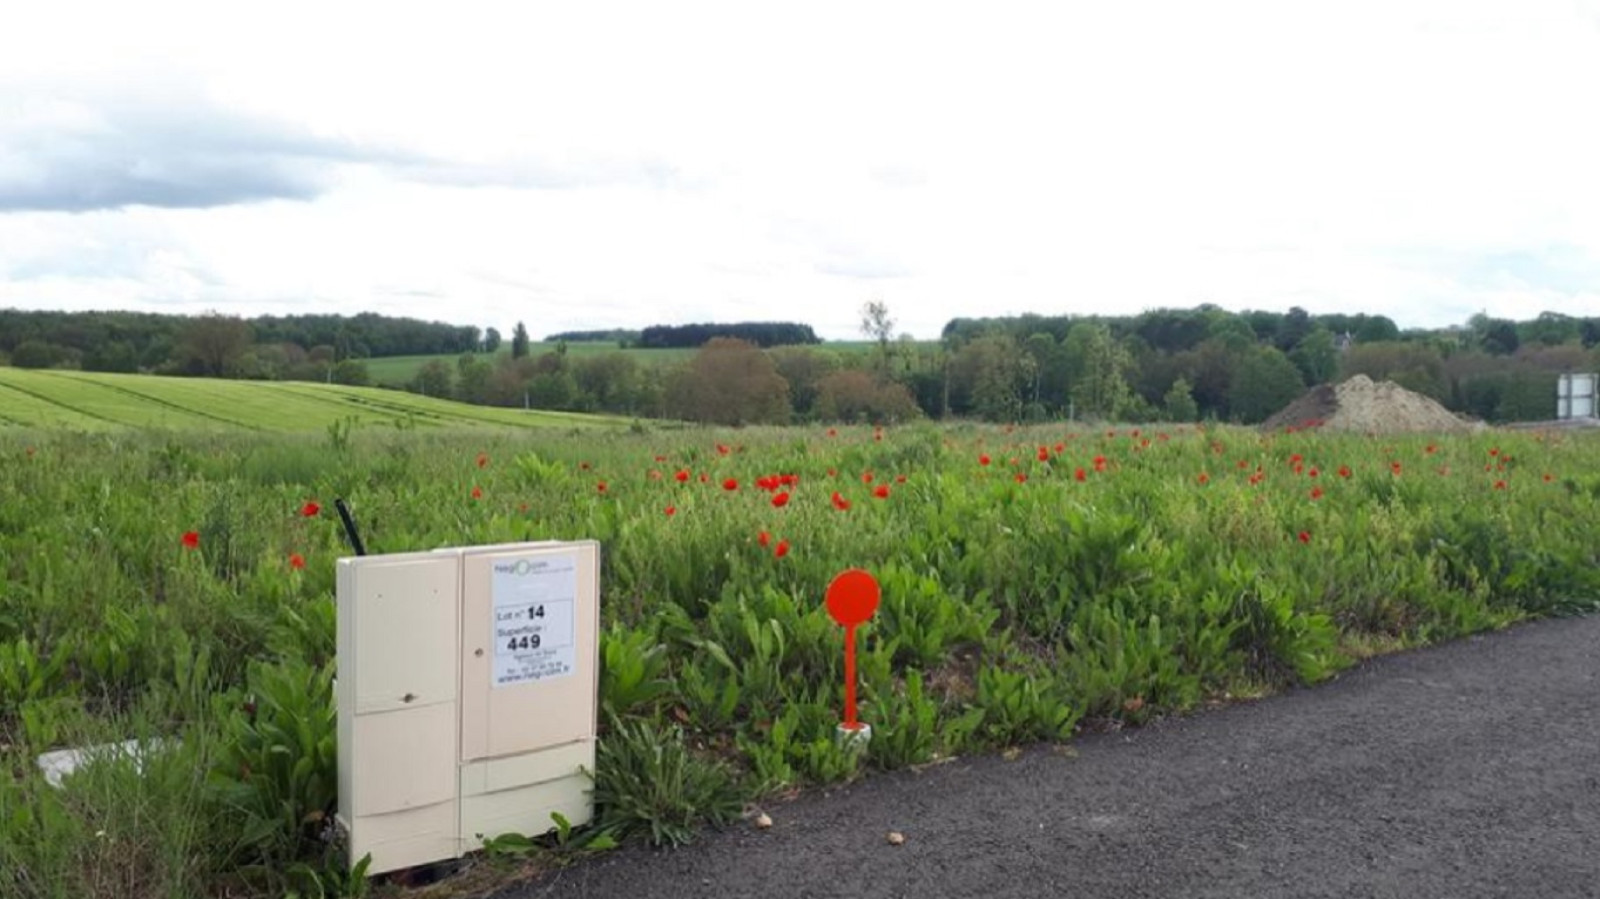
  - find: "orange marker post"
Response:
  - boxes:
[825,568,881,734]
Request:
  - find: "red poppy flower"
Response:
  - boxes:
[895,474,907,484]
[1014,473,1027,483]
[1306,467,1319,478]
[1197,473,1210,485]
[1489,447,1499,456]
[1425,444,1437,455]
[1298,531,1311,544]
[1338,465,1351,479]
[831,491,851,511]
[758,530,771,547]
[519,502,530,514]
[300,501,321,518]
[862,472,874,484]
[772,492,790,508]
[699,473,710,483]
[1543,473,1554,482]
[1037,447,1049,462]
[1075,467,1087,482]
[648,470,662,481]
[979,454,991,466]
[1093,455,1107,472]
[1236,459,1249,470]
[181,531,200,549]
[675,469,690,482]
[716,444,730,456]
[1493,479,1507,490]
[476,452,489,469]
[1293,463,1304,475]
[873,485,890,499]
[1054,443,1065,453]
[471,486,483,500]
[827,428,838,437]
[722,478,738,491]
[596,481,608,493]
[1290,453,1304,465]
[827,468,838,477]
[663,505,677,518]
[774,539,790,559]
[1310,486,1324,500]
[289,553,306,570]
[1390,462,1402,475]
[654,455,668,462]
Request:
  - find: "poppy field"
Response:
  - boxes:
[3,422,1599,897]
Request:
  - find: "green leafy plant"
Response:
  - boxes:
[592,715,743,847]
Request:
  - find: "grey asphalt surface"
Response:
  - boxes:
[507,615,1600,899]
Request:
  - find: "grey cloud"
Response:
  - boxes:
[0,87,690,214]
[0,91,428,213]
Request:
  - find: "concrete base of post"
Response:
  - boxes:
[836,722,872,751]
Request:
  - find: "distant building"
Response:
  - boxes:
[1557,373,1598,420]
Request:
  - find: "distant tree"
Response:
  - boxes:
[813,369,921,424]
[527,371,579,410]
[11,341,63,369]
[948,334,1025,421]
[1065,323,1135,420]
[1274,306,1313,352]
[1229,347,1305,423]
[1351,315,1400,344]
[768,346,840,418]
[412,359,454,397]
[178,313,254,376]
[1289,327,1339,385]
[331,359,371,386]
[1484,321,1521,355]
[1341,342,1448,400]
[1163,376,1199,422]
[571,353,644,413]
[511,322,531,359]
[483,327,502,354]
[456,354,494,404]
[663,337,791,425]
[860,300,896,372]
[1519,312,1580,348]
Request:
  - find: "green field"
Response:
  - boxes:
[363,343,697,386]
[0,368,628,432]
[3,416,1598,897]
[362,340,901,387]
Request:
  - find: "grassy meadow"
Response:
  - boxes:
[0,368,628,432]
[361,340,895,387]
[2,413,1598,897]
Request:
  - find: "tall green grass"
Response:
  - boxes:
[2,423,1597,896]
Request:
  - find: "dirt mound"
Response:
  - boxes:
[1262,375,1477,434]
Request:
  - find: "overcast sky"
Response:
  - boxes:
[2,1,1597,341]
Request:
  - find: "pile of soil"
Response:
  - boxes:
[1262,374,1477,434]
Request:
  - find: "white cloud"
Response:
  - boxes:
[1,0,1598,339]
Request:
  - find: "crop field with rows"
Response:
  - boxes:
[2,421,1598,897]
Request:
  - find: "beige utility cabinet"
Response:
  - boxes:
[336,541,599,875]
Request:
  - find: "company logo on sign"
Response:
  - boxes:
[494,559,550,576]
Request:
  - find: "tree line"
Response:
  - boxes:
[4,305,1597,425]
[0,309,486,379]
[636,321,820,349]
[395,306,1600,426]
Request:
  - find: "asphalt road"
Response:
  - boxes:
[506,614,1600,899]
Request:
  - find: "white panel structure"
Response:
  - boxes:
[336,541,599,876]
[1558,373,1597,420]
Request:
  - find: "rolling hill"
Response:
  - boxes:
[0,368,628,432]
